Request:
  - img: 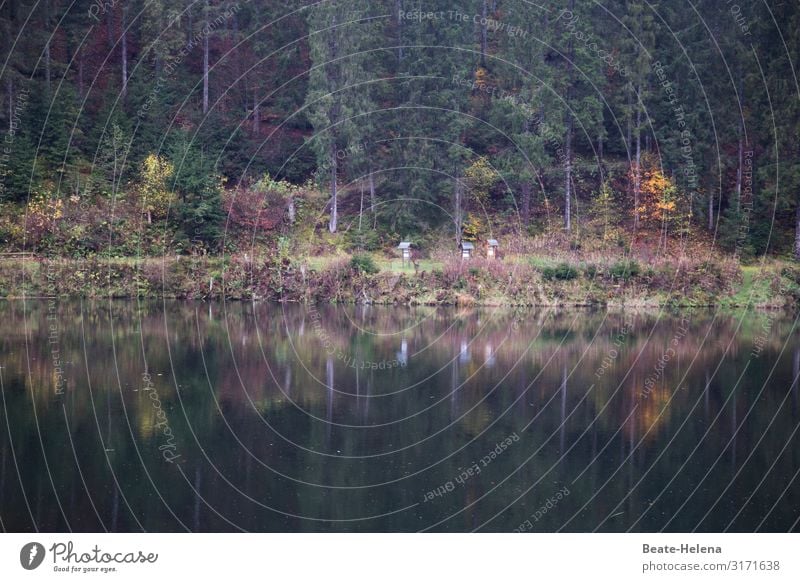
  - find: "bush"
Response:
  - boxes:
[349,253,379,275]
[223,187,286,235]
[347,228,381,251]
[584,264,599,279]
[542,262,578,281]
[609,260,641,281]
[781,266,800,285]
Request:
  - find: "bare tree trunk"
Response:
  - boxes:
[708,191,714,231]
[78,46,84,97]
[121,6,128,98]
[735,68,745,213]
[480,0,488,67]
[521,181,531,226]
[795,202,800,261]
[454,168,463,243]
[107,5,114,49]
[203,1,209,115]
[564,0,575,232]
[564,115,572,232]
[626,84,633,200]
[3,10,10,128]
[329,141,338,233]
[253,89,260,134]
[735,129,744,214]
[395,0,403,62]
[6,78,12,131]
[598,131,603,168]
[633,99,641,230]
[326,9,341,234]
[369,171,376,223]
[358,181,364,232]
[44,40,51,94]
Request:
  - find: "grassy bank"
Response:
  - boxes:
[2,252,798,309]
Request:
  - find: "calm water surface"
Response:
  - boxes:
[1,301,798,532]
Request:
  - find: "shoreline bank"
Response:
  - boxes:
[0,256,796,310]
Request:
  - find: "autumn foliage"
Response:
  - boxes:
[632,154,684,225]
[223,175,301,236]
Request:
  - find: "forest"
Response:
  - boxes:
[0,0,799,305]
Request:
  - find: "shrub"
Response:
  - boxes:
[223,187,286,234]
[347,228,381,251]
[349,253,379,275]
[542,262,578,281]
[781,266,800,285]
[609,260,641,281]
[584,264,599,279]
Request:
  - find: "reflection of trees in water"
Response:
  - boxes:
[1,301,798,531]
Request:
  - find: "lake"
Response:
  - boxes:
[1,300,798,532]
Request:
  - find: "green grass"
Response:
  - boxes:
[723,265,774,308]
[304,254,347,270]
[526,256,558,270]
[375,258,441,274]
[303,253,441,274]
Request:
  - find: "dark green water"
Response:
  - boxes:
[0,300,798,532]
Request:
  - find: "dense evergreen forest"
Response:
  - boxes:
[0,0,799,302]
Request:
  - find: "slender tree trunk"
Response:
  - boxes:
[325,9,341,234]
[795,202,800,260]
[3,10,10,128]
[735,129,744,214]
[6,78,12,131]
[395,0,403,62]
[521,181,531,226]
[253,88,260,134]
[564,115,572,231]
[358,181,364,232]
[203,1,210,115]
[44,40,51,94]
[155,48,161,78]
[735,67,745,212]
[480,0,488,67]
[107,6,114,49]
[369,171,376,227]
[78,46,84,97]
[121,6,128,98]
[633,99,641,230]
[564,0,575,232]
[329,141,338,233]
[626,84,633,198]
[598,131,603,168]
[708,191,714,231]
[454,168,463,243]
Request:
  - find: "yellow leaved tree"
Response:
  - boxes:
[633,154,688,247]
[139,154,175,224]
[461,157,497,243]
